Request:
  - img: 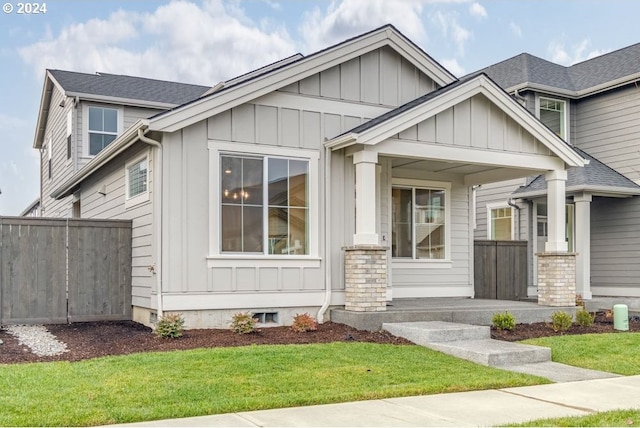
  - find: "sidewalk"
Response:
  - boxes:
[114,375,640,427]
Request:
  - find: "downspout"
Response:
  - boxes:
[137,128,163,321]
[507,198,521,240]
[317,146,332,323]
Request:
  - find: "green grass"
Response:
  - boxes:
[522,332,640,375]
[0,342,547,426]
[511,409,640,427]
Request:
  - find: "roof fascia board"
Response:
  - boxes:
[33,72,57,149]
[507,72,640,99]
[50,119,148,199]
[150,27,455,133]
[70,93,177,109]
[514,185,640,199]
[348,76,585,167]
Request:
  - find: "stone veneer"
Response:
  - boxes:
[343,246,388,312]
[537,252,576,307]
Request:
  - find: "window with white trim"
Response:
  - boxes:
[88,106,119,155]
[220,154,309,255]
[538,97,567,140]
[391,185,447,260]
[125,154,149,207]
[487,204,514,240]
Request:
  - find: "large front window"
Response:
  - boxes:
[539,97,566,140]
[392,186,446,259]
[88,107,118,155]
[221,155,308,255]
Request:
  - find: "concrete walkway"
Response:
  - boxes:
[114,375,640,427]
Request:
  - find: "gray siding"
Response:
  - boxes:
[80,143,155,309]
[591,196,640,296]
[474,178,528,241]
[575,84,640,182]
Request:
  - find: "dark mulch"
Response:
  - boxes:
[2,312,639,365]
[0,321,411,365]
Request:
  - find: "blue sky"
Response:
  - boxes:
[1,0,640,215]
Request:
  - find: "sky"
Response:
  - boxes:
[2,0,640,215]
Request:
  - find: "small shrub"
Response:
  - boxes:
[551,311,573,332]
[155,313,185,339]
[291,313,317,333]
[491,312,516,331]
[230,312,259,334]
[576,308,595,327]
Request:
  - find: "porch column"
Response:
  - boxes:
[353,150,379,245]
[344,150,387,312]
[537,168,576,307]
[545,169,568,252]
[574,193,592,299]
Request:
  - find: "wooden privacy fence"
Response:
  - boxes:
[474,240,527,300]
[0,217,132,324]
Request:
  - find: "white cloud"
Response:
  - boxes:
[440,58,465,77]
[509,22,522,38]
[0,113,28,130]
[299,0,427,53]
[430,10,470,56]
[548,38,609,66]
[19,0,296,86]
[469,2,486,18]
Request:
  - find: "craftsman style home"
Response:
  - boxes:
[30,25,586,328]
[475,46,640,301]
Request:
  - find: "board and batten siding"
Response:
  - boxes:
[79,144,155,309]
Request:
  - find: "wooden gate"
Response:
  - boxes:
[0,217,132,324]
[474,240,527,300]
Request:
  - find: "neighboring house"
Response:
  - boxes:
[31,25,586,328]
[19,198,40,217]
[475,45,640,300]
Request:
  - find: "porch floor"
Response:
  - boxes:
[330,297,576,331]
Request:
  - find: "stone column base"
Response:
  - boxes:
[537,252,576,307]
[343,245,388,312]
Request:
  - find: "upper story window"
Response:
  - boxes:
[538,97,567,140]
[87,106,120,156]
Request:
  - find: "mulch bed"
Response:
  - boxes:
[1,312,639,365]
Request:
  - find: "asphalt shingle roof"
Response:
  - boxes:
[477,42,640,93]
[513,147,640,196]
[49,70,210,105]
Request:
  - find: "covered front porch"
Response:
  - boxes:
[326,74,587,314]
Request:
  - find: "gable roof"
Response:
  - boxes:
[148,24,457,133]
[326,73,586,168]
[33,70,210,149]
[477,42,640,97]
[513,147,640,198]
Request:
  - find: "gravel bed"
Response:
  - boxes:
[3,325,68,357]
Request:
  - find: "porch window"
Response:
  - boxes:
[488,205,514,240]
[391,186,446,260]
[221,155,308,255]
[538,97,567,140]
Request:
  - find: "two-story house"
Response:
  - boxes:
[30,25,586,328]
[474,44,640,302]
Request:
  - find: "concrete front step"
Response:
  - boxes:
[426,339,551,367]
[383,321,551,367]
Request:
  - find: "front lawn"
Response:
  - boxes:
[0,342,547,426]
[522,332,640,375]
[512,408,640,427]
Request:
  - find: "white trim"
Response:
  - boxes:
[486,202,515,240]
[162,291,327,311]
[208,140,320,258]
[207,257,321,268]
[391,178,452,263]
[536,95,569,142]
[82,103,124,157]
[124,150,151,209]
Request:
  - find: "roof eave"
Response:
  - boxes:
[68,92,179,110]
[513,185,640,199]
[324,133,358,150]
